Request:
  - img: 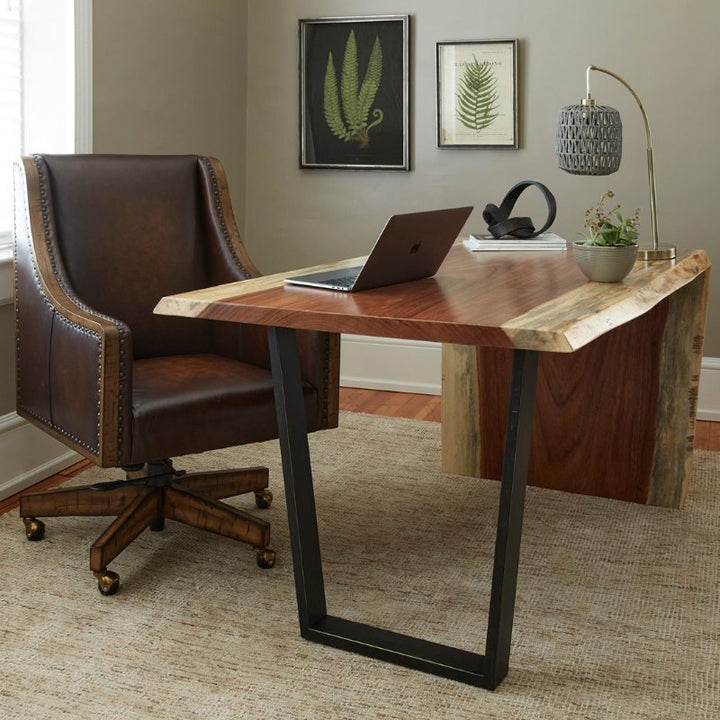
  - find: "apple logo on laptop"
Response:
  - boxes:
[410,242,421,254]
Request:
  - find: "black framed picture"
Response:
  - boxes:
[299,15,410,170]
[436,39,518,148]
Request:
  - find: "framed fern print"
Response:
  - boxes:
[300,15,410,170]
[436,40,518,148]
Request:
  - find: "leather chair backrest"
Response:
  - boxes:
[41,154,215,359]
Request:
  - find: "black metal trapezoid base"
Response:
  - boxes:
[268,326,538,690]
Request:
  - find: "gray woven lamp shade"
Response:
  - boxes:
[556,104,622,176]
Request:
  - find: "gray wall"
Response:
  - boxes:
[243,0,720,353]
[92,0,248,223]
[91,0,720,354]
[0,1,248,414]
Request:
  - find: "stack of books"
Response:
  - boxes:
[463,232,567,252]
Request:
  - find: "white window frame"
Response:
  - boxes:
[0,0,92,500]
[0,0,23,247]
[0,0,91,295]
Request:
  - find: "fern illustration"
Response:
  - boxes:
[456,55,499,132]
[323,30,384,148]
[324,53,351,141]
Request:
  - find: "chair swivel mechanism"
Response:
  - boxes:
[13,154,339,595]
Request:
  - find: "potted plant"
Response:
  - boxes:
[572,190,639,282]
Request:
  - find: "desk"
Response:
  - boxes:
[442,251,711,507]
[155,246,709,689]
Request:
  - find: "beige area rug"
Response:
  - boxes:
[1,412,718,719]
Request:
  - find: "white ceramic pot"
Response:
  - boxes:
[572,242,639,283]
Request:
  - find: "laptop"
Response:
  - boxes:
[284,206,473,292]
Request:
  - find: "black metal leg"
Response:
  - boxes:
[269,325,539,690]
[485,349,539,688]
[268,326,327,628]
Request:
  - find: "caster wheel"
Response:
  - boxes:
[22,517,45,541]
[256,547,276,569]
[94,570,120,596]
[254,489,273,509]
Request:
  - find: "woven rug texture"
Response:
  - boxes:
[0,412,718,719]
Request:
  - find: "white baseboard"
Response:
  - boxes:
[339,334,720,420]
[340,334,442,395]
[0,412,80,501]
[698,357,720,421]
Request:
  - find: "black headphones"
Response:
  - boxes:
[482,180,557,239]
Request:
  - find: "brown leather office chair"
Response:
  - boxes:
[13,154,339,595]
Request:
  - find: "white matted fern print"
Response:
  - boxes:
[436,40,518,148]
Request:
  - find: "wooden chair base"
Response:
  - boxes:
[19,462,275,595]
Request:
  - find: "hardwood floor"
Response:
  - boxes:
[339,387,442,422]
[0,458,92,515]
[340,389,720,450]
[692,418,720,451]
[1,387,717,515]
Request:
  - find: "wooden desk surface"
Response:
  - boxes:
[155,245,709,353]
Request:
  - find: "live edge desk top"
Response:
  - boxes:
[155,245,709,354]
[156,246,710,509]
[155,245,710,689]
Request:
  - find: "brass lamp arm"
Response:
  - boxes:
[585,65,653,146]
[584,65,665,258]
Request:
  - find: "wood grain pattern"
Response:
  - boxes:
[164,487,270,547]
[500,251,709,351]
[647,268,709,506]
[155,246,711,509]
[20,483,147,517]
[443,309,665,503]
[172,467,269,500]
[155,246,709,353]
[440,343,482,477]
[339,388,442,422]
[442,270,711,508]
[89,491,160,571]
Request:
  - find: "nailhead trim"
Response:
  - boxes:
[198,155,334,425]
[199,156,252,278]
[14,157,132,458]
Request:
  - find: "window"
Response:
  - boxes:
[0,0,89,250]
[0,0,89,306]
[0,0,21,240]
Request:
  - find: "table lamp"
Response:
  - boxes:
[556,65,676,261]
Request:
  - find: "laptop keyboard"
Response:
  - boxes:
[315,274,358,289]
[330,275,358,288]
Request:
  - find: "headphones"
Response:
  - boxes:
[482,180,557,239]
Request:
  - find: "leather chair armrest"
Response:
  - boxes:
[47,308,132,467]
[198,157,340,430]
[14,156,134,467]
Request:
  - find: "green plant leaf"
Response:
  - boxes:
[323,52,351,141]
[456,56,499,132]
[322,30,384,147]
[341,30,362,132]
[357,36,383,127]
[579,192,640,246]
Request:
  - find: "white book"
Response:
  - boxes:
[464,232,567,252]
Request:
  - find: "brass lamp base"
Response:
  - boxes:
[638,245,676,261]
